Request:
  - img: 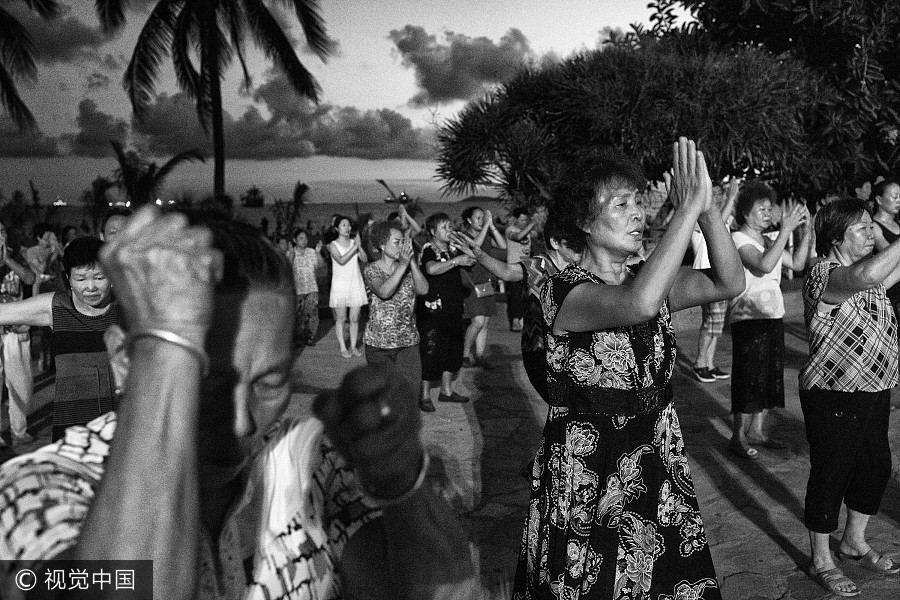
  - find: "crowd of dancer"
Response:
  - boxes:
[0,137,899,599]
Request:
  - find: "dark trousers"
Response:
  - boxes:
[800,387,892,533]
[364,344,421,394]
[506,279,526,322]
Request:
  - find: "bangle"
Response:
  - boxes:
[128,328,210,377]
[361,450,430,507]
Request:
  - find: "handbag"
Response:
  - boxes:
[473,281,494,298]
[461,267,494,298]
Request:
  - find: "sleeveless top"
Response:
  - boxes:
[542,264,677,415]
[874,220,900,303]
[51,292,120,431]
[521,254,559,355]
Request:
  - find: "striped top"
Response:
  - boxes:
[51,291,120,435]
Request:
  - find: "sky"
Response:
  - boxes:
[1,1,666,161]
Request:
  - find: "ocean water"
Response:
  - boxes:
[0,155,478,204]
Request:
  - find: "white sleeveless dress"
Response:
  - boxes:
[328,240,367,308]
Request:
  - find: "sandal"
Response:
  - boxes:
[727,440,759,460]
[807,565,860,597]
[837,548,900,574]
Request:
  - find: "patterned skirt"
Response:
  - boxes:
[512,401,721,600]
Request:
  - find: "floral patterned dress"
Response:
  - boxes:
[512,265,721,600]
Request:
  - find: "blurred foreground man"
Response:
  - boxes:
[0,208,475,600]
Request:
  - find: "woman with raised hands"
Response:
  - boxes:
[799,198,900,597]
[511,138,744,600]
[727,184,812,460]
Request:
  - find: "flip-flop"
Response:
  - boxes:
[807,565,860,597]
[837,548,900,574]
[746,436,787,449]
[728,441,759,460]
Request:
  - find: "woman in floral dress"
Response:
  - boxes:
[512,139,745,599]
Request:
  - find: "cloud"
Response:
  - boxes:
[131,75,434,160]
[0,117,59,157]
[253,71,433,158]
[67,99,128,157]
[10,5,112,65]
[388,25,533,106]
[86,73,111,90]
[130,93,212,157]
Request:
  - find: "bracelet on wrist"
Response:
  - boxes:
[128,328,210,377]
[361,450,430,507]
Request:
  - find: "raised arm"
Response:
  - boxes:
[0,292,53,327]
[719,178,739,224]
[784,222,813,271]
[822,231,900,304]
[423,252,475,276]
[0,244,36,286]
[75,207,220,600]
[554,138,713,331]
[450,231,522,282]
[407,245,429,295]
[398,205,423,237]
[668,208,745,312]
[739,201,807,275]
[483,209,507,249]
[329,240,359,265]
[506,220,536,243]
[315,366,477,599]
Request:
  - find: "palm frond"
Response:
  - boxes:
[95,0,127,33]
[171,5,201,99]
[154,148,205,182]
[221,1,252,91]
[0,7,38,80]
[244,0,320,101]
[276,0,330,59]
[124,0,180,117]
[0,62,36,130]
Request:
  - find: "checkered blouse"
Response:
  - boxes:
[799,260,899,392]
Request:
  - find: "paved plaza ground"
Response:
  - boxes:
[5,282,900,599]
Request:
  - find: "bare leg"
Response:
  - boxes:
[463,317,480,360]
[705,336,719,369]
[421,380,431,402]
[809,529,858,595]
[440,371,454,396]
[333,307,348,355]
[349,305,362,355]
[695,331,714,369]
[748,409,768,440]
[474,316,490,358]
[839,509,873,557]
[809,530,837,572]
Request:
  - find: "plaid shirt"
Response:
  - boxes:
[800,260,899,392]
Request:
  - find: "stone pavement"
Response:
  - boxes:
[291,286,900,599]
[5,285,900,599]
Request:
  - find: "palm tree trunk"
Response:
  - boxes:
[210,76,225,199]
[201,1,225,199]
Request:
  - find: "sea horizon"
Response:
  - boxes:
[0,155,489,204]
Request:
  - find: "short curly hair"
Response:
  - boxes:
[734,181,777,227]
[550,150,646,253]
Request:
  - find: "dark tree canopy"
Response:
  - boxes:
[436,33,824,207]
[680,0,900,193]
